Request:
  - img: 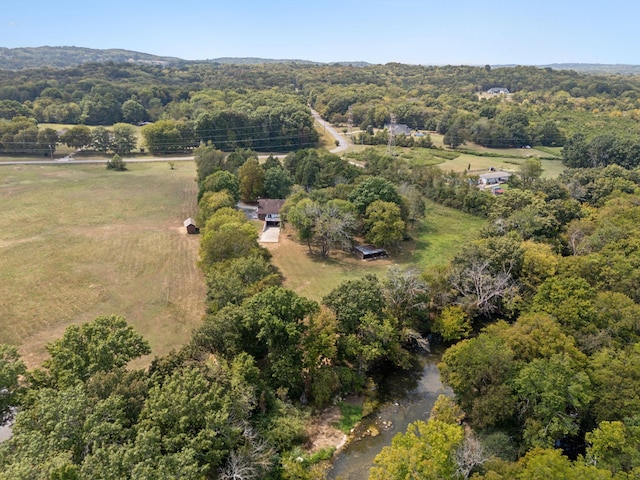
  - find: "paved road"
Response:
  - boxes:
[310,108,349,154]
[0,156,195,166]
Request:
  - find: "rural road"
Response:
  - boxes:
[0,110,350,166]
[310,107,349,154]
[0,156,196,166]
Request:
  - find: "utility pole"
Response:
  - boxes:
[347,105,353,154]
[387,113,396,157]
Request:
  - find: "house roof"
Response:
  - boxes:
[479,171,512,180]
[384,123,412,136]
[183,218,196,227]
[257,199,286,216]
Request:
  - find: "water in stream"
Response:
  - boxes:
[328,349,451,480]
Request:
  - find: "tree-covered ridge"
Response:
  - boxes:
[0,46,184,70]
[0,46,368,71]
[542,63,640,75]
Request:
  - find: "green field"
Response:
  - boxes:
[0,162,205,367]
[265,199,485,302]
[343,134,566,179]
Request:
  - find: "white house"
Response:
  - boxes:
[478,171,512,186]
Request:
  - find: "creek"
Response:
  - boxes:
[328,347,451,480]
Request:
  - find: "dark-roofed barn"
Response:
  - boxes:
[354,245,388,260]
[183,218,199,234]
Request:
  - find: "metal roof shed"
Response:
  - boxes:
[354,245,388,260]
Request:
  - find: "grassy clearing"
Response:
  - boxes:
[264,199,485,302]
[344,144,457,167]
[436,153,565,178]
[264,233,393,302]
[341,137,565,178]
[334,402,363,434]
[0,161,205,367]
[409,200,486,267]
[534,146,563,157]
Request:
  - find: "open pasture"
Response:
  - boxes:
[0,162,205,367]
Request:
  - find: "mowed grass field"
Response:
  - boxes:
[264,199,485,303]
[343,134,565,179]
[437,153,565,178]
[0,162,205,367]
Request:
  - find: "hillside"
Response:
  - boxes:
[0,46,372,70]
[0,46,183,69]
[541,63,640,75]
[495,62,640,75]
[4,47,639,73]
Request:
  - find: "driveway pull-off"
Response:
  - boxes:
[260,226,281,243]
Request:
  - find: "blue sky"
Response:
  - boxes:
[2,0,640,65]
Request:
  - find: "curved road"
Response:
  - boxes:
[0,110,350,166]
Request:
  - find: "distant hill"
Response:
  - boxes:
[200,57,317,65]
[200,57,370,67]
[495,63,640,75]
[4,47,636,73]
[0,46,184,70]
[541,63,640,75]
[0,46,370,70]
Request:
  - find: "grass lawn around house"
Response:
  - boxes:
[436,152,565,178]
[0,161,205,368]
[263,199,486,303]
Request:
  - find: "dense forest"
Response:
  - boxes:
[3,60,640,161]
[2,60,640,478]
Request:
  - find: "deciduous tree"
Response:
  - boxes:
[439,333,516,428]
[369,419,464,480]
[348,176,402,215]
[61,125,92,150]
[110,123,137,155]
[364,200,405,248]
[238,157,265,202]
[514,353,592,448]
[198,170,240,202]
[263,167,293,199]
[36,127,59,157]
[42,315,151,388]
[0,344,25,425]
[194,142,226,183]
[91,126,111,153]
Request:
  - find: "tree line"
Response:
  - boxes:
[3,61,640,162]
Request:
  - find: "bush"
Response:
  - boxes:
[106,154,127,171]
